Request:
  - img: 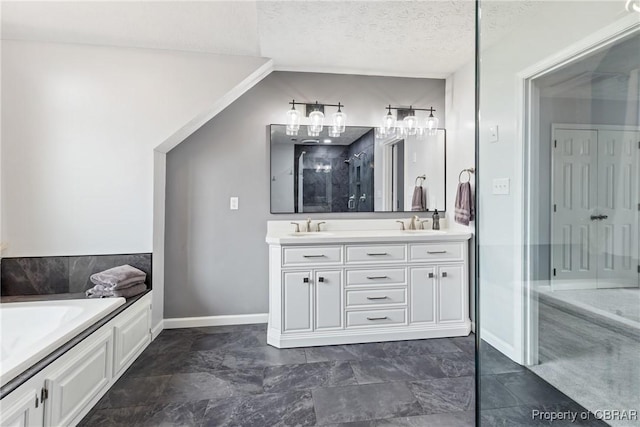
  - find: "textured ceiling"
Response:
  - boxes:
[1,0,544,77]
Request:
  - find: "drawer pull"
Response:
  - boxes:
[442,272,448,278]
[366,252,388,256]
[367,316,389,321]
[427,250,447,254]
[428,272,434,278]
[366,296,388,300]
[303,254,326,258]
[366,275,389,280]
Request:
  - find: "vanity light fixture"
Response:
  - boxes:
[425,107,439,136]
[286,102,301,136]
[403,106,418,136]
[376,105,439,138]
[286,100,347,137]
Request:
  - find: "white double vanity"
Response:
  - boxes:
[266,219,472,348]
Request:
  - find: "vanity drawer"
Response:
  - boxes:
[346,268,406,287]
[410,242,464,262]
[346,245,406,264]
[346,308,407,328]
[346,288,407,307]
[283,246,342,266]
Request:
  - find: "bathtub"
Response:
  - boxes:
[0,298,126,385]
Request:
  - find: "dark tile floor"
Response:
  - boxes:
[79,324,606,426]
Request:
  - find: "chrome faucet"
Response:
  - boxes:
[395,220,405,230]
[291,222,301,233]
[409,215,420,230]
[306,218,312,232]
[316,222,326,232]
[420,219,429,230]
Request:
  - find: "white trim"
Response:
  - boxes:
[516,15,640,367]
[273,64,449,80]
[155,59,274,153]
[163,313,269,329]
[269,321,471,348]
[480,327,521,364]
[151,320,164,340]
[470,321,476,333]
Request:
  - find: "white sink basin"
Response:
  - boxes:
[287,232,334,237]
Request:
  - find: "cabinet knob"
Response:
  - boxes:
[318,276,325,283]
[303,277,309,283]
[428,272,434,278]
[442,272,448,278]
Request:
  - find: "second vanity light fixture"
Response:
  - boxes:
[377,105,439,138]
[286,100,347,137]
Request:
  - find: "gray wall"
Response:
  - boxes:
[165,71,445,318]
[533,96,640,280]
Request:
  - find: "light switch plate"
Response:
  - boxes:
[489,125,499,143]
[230,197,239,210]
[492,178,510,195]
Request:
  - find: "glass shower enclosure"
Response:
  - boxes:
[477,1,640,425]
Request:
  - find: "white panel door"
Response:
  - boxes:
[409,267,436,324]
[552,129,599,285]
[282,271,312,332]
[314,270,342,329]
[597,130,640,288]
[0,387,43,427]
[437,264,465,323]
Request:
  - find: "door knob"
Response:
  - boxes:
[590,215,609,221]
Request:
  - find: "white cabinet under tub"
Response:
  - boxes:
[266,224,472,348]
[0,293,152,427]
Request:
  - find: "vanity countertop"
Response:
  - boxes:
[266,227,472,245]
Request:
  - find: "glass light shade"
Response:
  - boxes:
[328,126,341,137]
[332,111,347,133]
[403,114,418,136]
[426,114,439,136]
[383,113,396,132]
[286,108,301,135]
[375,127,387,138]
[307,128,320,137]
[308,110,324,134]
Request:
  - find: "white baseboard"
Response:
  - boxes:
[163,313,269,329]
[151,320,164,339]
[480,327,522,364]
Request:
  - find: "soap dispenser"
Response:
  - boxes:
[432,209,440,230]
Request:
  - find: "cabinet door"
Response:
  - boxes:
[283,271,313,332]
[114,300,151,375]
[315,270,342,330]
[0,387,43,427]
[437,264,465,323]
[409,267,436,324]
[44,329,113,427]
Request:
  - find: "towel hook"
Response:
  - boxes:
[458,168,475,183]
[415,175,426,186]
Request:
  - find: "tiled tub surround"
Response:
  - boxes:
[0,253,152,296]
[0,293,152,426]
[78,324,605,427]
[266,219,472,348]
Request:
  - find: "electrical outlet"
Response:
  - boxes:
[230,197,239,210]
[492,178,510,195]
